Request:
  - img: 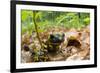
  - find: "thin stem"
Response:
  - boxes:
[33,11,43,49]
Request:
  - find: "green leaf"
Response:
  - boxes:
[83,17,90,25]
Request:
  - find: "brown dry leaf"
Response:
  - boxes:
[66,47,89,60]
[83,37,90,45]
[21,25,90,62]
[66,53,81,60]
[21,50,33,63]
[22,32,31,45]
[48,53,65,61]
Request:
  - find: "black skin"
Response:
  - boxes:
[45,33,65,52]
[49,33,65,44]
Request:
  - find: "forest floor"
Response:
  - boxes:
[21,25,90,63]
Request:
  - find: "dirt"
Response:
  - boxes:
[21,25,90,63]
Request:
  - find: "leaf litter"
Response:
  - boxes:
[21,25,90,63]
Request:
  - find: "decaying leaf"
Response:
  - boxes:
[21,25,90,62]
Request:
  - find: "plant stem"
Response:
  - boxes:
[33,11,43,49]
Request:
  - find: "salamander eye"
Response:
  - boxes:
[50,34,54,39]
